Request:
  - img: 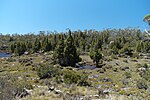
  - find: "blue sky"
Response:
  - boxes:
[0,0,150,34]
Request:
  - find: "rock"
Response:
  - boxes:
[103,89,110,96]
[75,63,80,68]
[43,57,50,61]
[113,67,118,72]
[54,89,63,95]
[143,56,150,59]
[98,89,110,97]
[48,86,55,91]
[130,59,138,62]
[25,62,32,66]
[66,67,73,70]
[15,88,30,98]
[137,67,146,72]
[105,65,112,69]
[24,52,29,55]
[103,77,113,83]
[97,68,106,73]
[88,74,99,79]
[78,61,86,66]
[120,66,129,71]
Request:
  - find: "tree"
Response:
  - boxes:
[119,43,132,56]
[15,42,26,55]
[33,38,41,52]
[64,30,80,66]
[144,14,150,34]
[53,37,65,65]
[144,14,150,25]
[54,30,80,67]
[144,41,150,53]
[26,41,32,51]
[136,41,145,52]
[42,37,52,52]
[90,44,102,67]
[10,43,15,53]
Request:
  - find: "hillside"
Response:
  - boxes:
[0,29,150,100]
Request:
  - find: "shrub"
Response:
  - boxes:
[143,69,150,82]
[53,30,80,67]
[63,70,90,86]
[132,52,139,58]
[63,70,80,84]
[90,48,102,67]
[7,57,16,62]
[137,79,148,90]
[0,77,32,100]
[143,63,148,69]
[111,54,118,59]
[124,72,131,78]
[77,74,91,86]
[37,64,61,79]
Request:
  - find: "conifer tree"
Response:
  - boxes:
[15,42,21,55]
[64,30,80,66]
[136,41,145,52]
[90,44,102,67]
[42,37,52,52]
[33,38,41,52]
[10,43,15,53]
[26,41,32,51]
[53,37,65,65]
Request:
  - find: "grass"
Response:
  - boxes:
[0,52,150,100]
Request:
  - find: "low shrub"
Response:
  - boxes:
[143,69,150,82]
[124,72,131,78]
[63,70,80,84]
[137,79,148,90]
[111,54,118,59]
[63,70,90,86]
[37,64,61,79]
[78,74,91,86]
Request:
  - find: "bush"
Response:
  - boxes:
[0,77,32,100]
[132,52,139,58]
[77,74,91,86]
[63,70,80,84]
[143,69,150,82]
[111,54,118,59]
[7,57,16,62]
[37,64,61,79]
[63,70,90,86]
[90,48,102,67]
[124,72,131,78]
[143,63,148,69]
[137,79,148,90]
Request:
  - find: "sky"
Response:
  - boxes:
[0,0,150,34]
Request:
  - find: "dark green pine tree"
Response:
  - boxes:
[10,43,15,53]
[53,37,65,65]
[43,37,52,52]
[15,42,26,56]
[26,41,32,51]
[21,42,27,54]
[33,38,41,52]
[15,42,21,55]
[64,30,80,67]
[136,41,145,53]
[90,44,102,67]
[97,34,103,50]
[144,41,150,53]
